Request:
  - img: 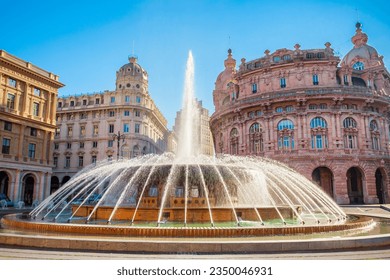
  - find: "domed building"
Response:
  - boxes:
[53,55,169,193]
[210,24,390,205]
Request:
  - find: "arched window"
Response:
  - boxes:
[353,61,365,70]
[343,117,358,149]
[249,123,263,154]
[277,119,294,150]
[343,117,357,128]
[370,120,380,150]
[230,128,239,155]
[310,117,328,149]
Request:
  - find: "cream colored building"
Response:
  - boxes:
[173,99,214,156]
[0,50,64,206]
[53,56,169,190]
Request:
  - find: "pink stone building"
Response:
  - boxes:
[210,23,390,205]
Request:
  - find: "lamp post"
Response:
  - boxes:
[113,131,126,160]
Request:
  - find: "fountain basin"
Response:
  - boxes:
[1,213,373,238]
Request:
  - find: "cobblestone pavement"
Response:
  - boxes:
[0,205,390,260]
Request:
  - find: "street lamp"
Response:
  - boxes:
[113,131,126,160]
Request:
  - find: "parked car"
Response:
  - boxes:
[0,193,14,207]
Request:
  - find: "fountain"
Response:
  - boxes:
[0,51,387,254]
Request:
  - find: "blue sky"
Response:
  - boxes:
[2,0,390,129]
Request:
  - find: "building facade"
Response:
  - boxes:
[173,99,214,156]
[53,56,169,192]
[0,50,64,206]
[210,24,390,205]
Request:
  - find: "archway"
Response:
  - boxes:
[347,167,364,204]
[62,176,71,186]
[312,167,334,198]
[50,176,60,194]
[0,171,10,196]
[23,174,35,206]
[375,169,385,204]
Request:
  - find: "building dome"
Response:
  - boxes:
[341,23,380,68]
[116,56,148,91]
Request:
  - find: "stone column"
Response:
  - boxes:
[41,131,48,163]
[44,172,51,199]
[17,125,26,160]
[46,92,52,123]
[12,170,22,203]
[22,83,29,116]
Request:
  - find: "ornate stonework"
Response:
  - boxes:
[210,24,390,205]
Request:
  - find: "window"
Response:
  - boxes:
[92,141,98,148]
[54,143,59,150]
[34,88,41,96]
[7,93,15,109]
[277,119,294,150]
[313,74,319,85]
[123,123,130,133]
[280,78,286,88]
[110,96,115,103]
[70,100,75,106]
[126,83,131,88]
[353,61,365,70]
[67,126,73,137]
[78,156,84,167]
[275,107,283,113]
[80,142,84,148]
[30,127,37,137]
[28,143,36,159]
[136,96,141,103]
[124,110,130,116]
[306,53,314,59]
[67,142,72,149]
[310,117,328,149]
[33,102,39,116]
[229,128,239,155]
[95,98,100,105]
[2,138,10,154]
[135,110,141,117]
[135,124,140,134]
[109,124,114,133]
[370,120,380,150]
[282,55,291,61]
[82,99,87,106]
[319,103,327,109]
[343,117,358,149]
[93,125,99,135]
[80,126,86,136]
[53,157,58,168]
[65,157,70,168]
[273,56,280,62]
[252,83,257,93]
[92,155,97,164]
[55,128,60,137]
[58,102,62,108]
[8,78,16,87]
[343,75,349,85]
[285,106,293,112]
[343,117,357,128]
[277,119,294,130]
[4,121,12,131]
[125,96,130,103]
[249,123,263,154]
[109,111,115,117]
[108,140,113,147]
